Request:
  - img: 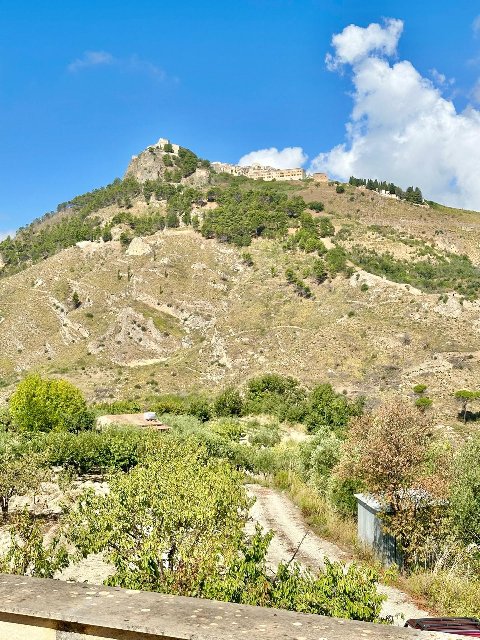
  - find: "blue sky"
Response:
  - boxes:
[1,0,480,233]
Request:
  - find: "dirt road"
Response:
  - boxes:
[246,483,430,626]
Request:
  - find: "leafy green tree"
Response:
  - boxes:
[0,440,44,518]
[304,384,363,434]
[326,247,347,275]
[449,432,480,545]
[9,374,94,433]
[166,210,180,228]
[202,527,385,622]
[312,258,327,283]
[102,227,112,242]
[454,390,479,422]
[245,374,306,419]
[318,217,335,238]
[163,142,174,153]
[214,387,244,417]
[0,510,69,576]
[64,439,250,593]
[71,291,81,309]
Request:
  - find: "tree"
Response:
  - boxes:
[64,439,250,593]
[336,402,450,567]
[303,384,363,434]
[454,389,479,422]
[326,247,347,275]
[312,258,327,284]
[214,387,243,417]
[9,374,94,433]
[163,142,174,153]
[415,397,433,412]
[0,444,44,518]
[0,510,68,576]
[71,291,81,309]
[449,433,480,545]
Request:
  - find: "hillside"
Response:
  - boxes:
[1,141,480,429]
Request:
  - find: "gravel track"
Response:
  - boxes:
[246,483,431,626]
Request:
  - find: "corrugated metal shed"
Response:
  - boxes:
[354,493,402,567]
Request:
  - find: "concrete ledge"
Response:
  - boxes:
[0,574,454,639]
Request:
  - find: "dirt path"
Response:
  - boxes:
[246,484,430,626]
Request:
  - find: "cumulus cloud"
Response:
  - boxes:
[312,19,480,210]
[325,18,403,70]
[68,51,167,80]
[238,146,308,168]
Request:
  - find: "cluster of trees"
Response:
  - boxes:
[348,176,424,204]
[201,188,306,246]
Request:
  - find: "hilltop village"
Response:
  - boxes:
[212,159,329,183]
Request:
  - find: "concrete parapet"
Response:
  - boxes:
[0,575,456,640]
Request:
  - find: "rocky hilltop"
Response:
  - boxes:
[124,137,210,186]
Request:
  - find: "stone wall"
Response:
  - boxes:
[0,575,456,640]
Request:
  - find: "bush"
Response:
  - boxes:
[326,247,347,275]
[449,432,480,546]
[308,201,324,212]
[213,387,243,417]
[34,427,153,473]
[336,185,345,194]
[9,374,94,433]
[303,384,363,434]
[245,374,306,419]
[209,418,245,441]
[248,422,281,448]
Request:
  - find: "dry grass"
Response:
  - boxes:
[405,570,480,617]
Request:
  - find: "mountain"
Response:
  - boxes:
[1,138,480,428]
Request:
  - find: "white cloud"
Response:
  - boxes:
[238,146,308,168]
[68,50,114,72]
[312,19,480,210]
[325,18,403,70]
[473,15,480,36]
[68,51,167,81]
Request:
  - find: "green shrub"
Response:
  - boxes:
[245,374,306,418]
[248,423,281,448]
[213,387,244,417]
[450,432,480,546]
[9,374,94,433]
[209,418,245,441]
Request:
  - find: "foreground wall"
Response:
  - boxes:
[0,574,453,640]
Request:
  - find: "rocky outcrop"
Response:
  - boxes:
[124,138,210,187]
